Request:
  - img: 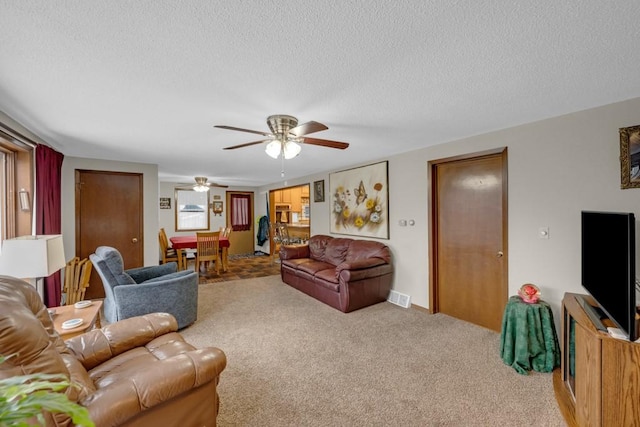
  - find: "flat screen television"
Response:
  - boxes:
[581,210,637,341]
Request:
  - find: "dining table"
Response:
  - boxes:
[170,235,230,272]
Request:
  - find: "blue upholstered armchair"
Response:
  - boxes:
[90,246,198,329]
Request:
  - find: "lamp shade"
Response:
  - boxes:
[0,235,66,278]
[283,141,301,159]
[265,140,281,159]
[265,140,302,159]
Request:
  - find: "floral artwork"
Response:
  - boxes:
[329,161,389,239]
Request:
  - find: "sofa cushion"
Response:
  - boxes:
[281,258,312,269]
[297,260,336,276]
[324,238,352,265]
[0,277,69,378]
[346,239,391,263]
[314,269,340,288]
[308,235,332,261]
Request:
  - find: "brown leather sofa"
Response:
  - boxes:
[279,234,393,312]
[0,275,226,427]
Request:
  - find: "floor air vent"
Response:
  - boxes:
[388,290,411,308]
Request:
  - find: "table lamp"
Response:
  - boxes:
[0,235,66,298]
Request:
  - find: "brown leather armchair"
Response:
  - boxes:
[0,275,226,427]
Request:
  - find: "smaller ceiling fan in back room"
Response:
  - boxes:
[176,177,228,192]
[215,114,349,177]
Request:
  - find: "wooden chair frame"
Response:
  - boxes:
[63,257,92,305]
[196,231,221,279]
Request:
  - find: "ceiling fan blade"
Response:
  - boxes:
[215,125,273,137]
[300,137,349,150]
[208,183,229,188]
[223,139,272,150]
[289,121,328,137]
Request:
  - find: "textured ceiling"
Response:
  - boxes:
[1,1,640,186]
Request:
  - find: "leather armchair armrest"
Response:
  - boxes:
[83,347,227,427]
[126,263,177,283]
[280,244,309,260]
[337,262,393,282]
[65,313,178,370]
[336,258,387,274]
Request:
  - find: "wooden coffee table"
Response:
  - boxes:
[51,300,103,340]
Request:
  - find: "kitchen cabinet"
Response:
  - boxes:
[291,187,301,213]
[274,189,291,204]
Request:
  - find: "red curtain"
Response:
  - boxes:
[35,145,64,307]
[230,194,251,231]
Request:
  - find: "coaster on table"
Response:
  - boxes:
[61,318,83,329]
[74,300,92,309]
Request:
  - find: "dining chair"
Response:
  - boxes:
[220,226,232,238]
[218,226,232,272]
[63,257,92,305]
[196,231,220,278]
[270,222,291,264]
[159,228,185,270]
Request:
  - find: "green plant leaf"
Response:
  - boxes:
[0,356,95,427]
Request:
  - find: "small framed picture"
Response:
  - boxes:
[620,124,640,189]
[159,197,171,209]
[314,180,325,202]
[211,201,223,216]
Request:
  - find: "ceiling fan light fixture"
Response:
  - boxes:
[265,140,281,159]
[193,176,210,191]
[283,140,301,159]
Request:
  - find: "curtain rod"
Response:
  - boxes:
[0,122,40,148]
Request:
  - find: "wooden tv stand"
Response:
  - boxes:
[553,293,640,426]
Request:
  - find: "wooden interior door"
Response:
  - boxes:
[430,149,508,331]
[226,191,254,256]
[75,170,143,299]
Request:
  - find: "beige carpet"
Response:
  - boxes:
[181,275,566,426]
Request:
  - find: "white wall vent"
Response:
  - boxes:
[388,290,411,308]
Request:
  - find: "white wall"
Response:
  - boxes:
[418,98,640,320]
[61,157,159,266]
[157,181,257,240]
[259,97,640,320]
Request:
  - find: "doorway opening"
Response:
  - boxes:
[269,184,311,256]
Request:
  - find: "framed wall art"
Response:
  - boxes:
[211,201,223,216]
[329,161,389,239]
[313,180,325,202]
[620,124,640,189]
[159,197,171,209]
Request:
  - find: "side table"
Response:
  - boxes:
[500,295,560,375]
[51,300,103,340]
